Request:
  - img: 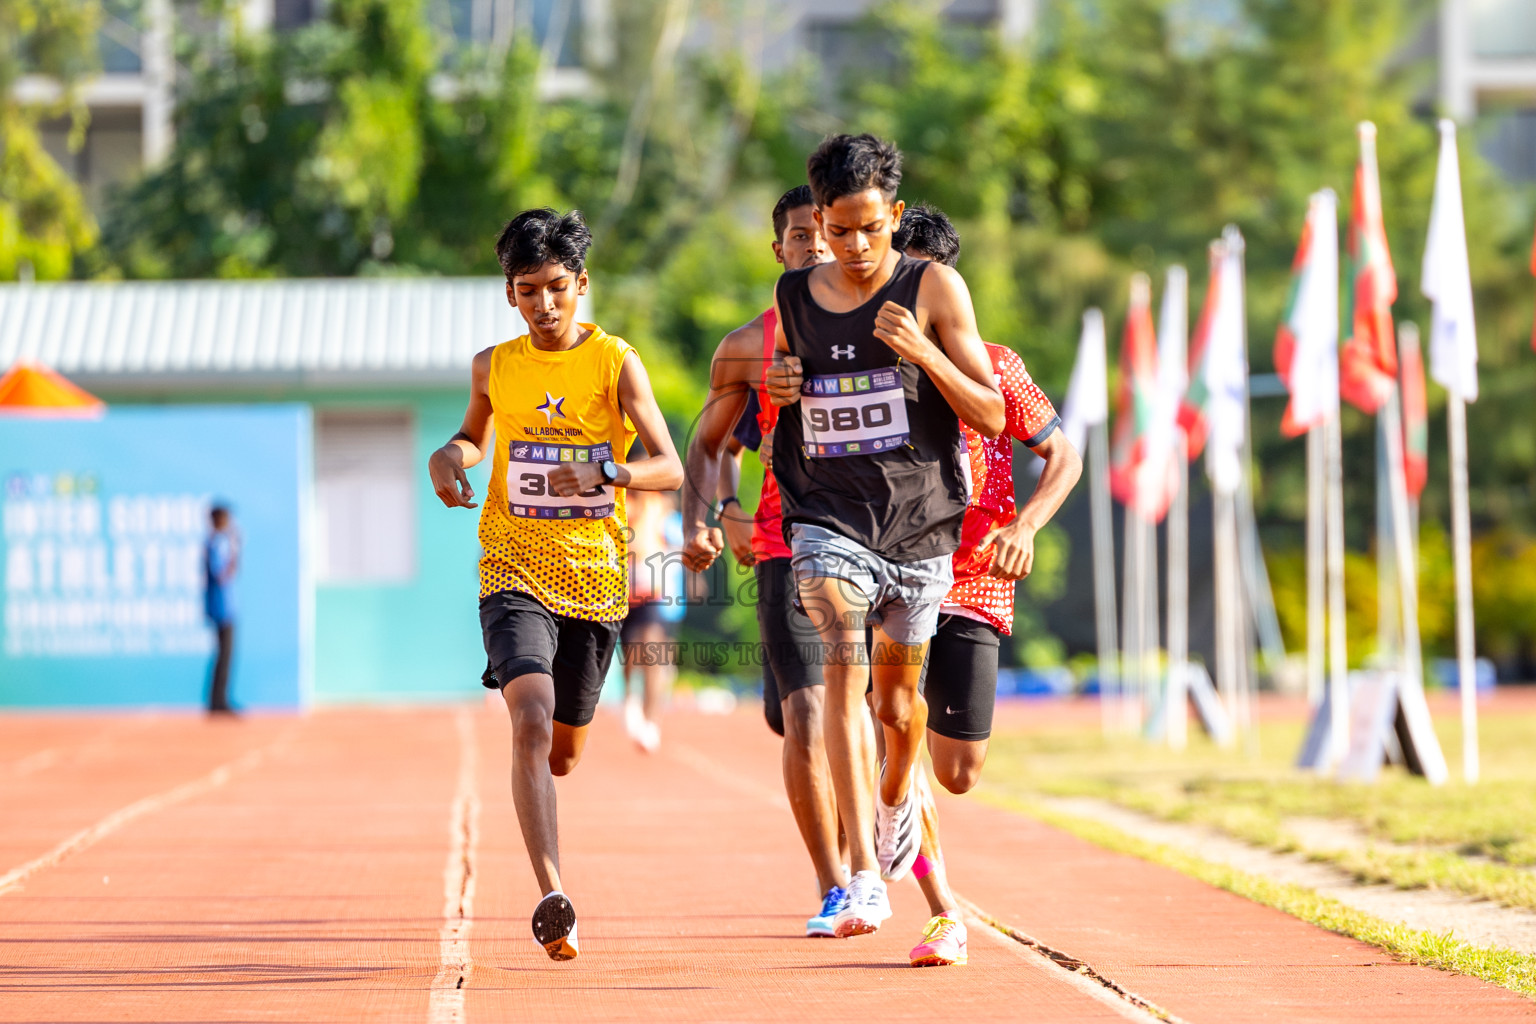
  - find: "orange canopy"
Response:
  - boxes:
[0,362,106,417]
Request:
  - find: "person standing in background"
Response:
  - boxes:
[620,486,684,752]
[204,503,240,715]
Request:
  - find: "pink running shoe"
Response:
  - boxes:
[909,914,968,967]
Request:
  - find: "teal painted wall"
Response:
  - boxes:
[99,386,492,705]
[309,390,489,703]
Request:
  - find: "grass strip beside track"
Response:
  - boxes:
[984,707,1536,912]
[977,789,1536,1002]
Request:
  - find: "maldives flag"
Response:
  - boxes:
[1179,242,1220,459]
[1275,190,1341,437]
[1110,273,1174,519]
[1339,122,1399,414]
[1401,327,1428,499]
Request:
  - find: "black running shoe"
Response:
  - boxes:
[532,891,579,961]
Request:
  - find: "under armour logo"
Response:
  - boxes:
[831,345,856,360]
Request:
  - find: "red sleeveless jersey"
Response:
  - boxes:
[750,308,793,562]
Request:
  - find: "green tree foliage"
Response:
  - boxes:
[80,0,1536,662]
[1,0,100,280]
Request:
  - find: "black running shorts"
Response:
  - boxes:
[918,613,1001,742]
[755,557,825,736]
[479,590,620,729]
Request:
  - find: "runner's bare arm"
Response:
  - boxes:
[874,263,1003,437]
[427,346,496,509]
[615,353,685,491]
[766,280,802,407]
[981,429,1082,581]
[718,439,755,566]
[682,322,761,571]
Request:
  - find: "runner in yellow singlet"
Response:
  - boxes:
[427,209,682,962]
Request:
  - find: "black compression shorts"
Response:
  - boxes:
[918,613,1001,741]
[479,590,619,729]
[755,557,824,736]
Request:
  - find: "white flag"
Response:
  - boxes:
[1280,189,1340,433]
[1423,119,1478,402]
[1061,307,1109,453]
[1204,227,1248,496]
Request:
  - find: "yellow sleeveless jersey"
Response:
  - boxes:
[478,324,637,620]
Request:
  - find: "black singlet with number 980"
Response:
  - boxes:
[773,254,968,564]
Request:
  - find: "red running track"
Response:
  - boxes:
[0,703,1530,1022]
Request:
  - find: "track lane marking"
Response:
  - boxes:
[428,707,480,1024]
[668,735,1177,1020]
[0,724,299,896]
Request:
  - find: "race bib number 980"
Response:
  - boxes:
[800,368,910,458]
[507,441,615,520]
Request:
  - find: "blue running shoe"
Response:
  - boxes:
[807,885,848,938]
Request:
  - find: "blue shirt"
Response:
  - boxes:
[204,531,237,625]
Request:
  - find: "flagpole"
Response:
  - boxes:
[1212,486,1238,741]
[1376,413,1399,664]
[1380,374,1449,785]
[1397,323,1428,716]
[1305,425,1326,709]
[1324,413,1350,767]
[1168,435,1189,749]
[1143,512,1161,735]
[1421,118,1480,783]
[1090,418,1120,739]
[1448,393,1479,782]
[1121,504,1140,736]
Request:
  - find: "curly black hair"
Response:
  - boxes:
[495,208,592,281]
[806,134,902,209]
[892,203,960,267]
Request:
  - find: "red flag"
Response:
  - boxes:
[1401,329,1428,500]
[1110,274,1171,519]
[1180,243,1220,459]
[1339,123,1398,414]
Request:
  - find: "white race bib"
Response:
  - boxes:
[800,368,910,458]
[506,440,616,520]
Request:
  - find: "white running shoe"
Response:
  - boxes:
[875,762,920,881]
[833,870,892,937]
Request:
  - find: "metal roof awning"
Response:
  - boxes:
[0,277,580,391]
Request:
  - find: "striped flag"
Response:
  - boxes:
[1110,274,1176,520]
[1401,328,1428,499]
[1275,189,1341,437]
[1339,122,1399,414]
[1423,120,1479,402]
[1202,228,1249,496]
[1180,243,1220,459]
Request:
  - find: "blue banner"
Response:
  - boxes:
[0,406,312,709]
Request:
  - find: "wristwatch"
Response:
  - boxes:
[600,459,619,484]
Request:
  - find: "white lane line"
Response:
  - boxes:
[428,707,480,1024]
[8,748,62,777]
[668,736,1179,1020]
[956,894,1186,1024]
[4,716,159,778]
[0,726,297,896]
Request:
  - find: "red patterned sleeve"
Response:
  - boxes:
[990,344,1059,447]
